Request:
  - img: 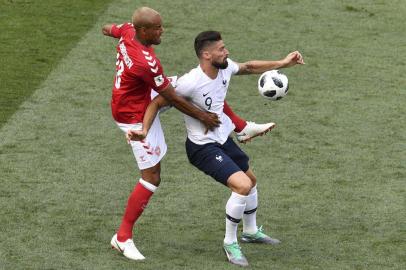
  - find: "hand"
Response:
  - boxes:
[202,111,221,134]
[126,129,147,144]
[282,51,305,67]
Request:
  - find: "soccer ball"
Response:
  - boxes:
[258,70,289,101]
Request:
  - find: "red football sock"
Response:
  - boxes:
[117,182,154,242]
[223,101,247,132]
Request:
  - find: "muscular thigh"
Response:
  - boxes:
[221,137,250,172]
[185,138,242,186]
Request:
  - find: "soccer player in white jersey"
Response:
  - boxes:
[128,31,304,266]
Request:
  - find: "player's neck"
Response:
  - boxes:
[200,62,219,80]
[134,35,151,47]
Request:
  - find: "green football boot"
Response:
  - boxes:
[223,242,249,267]
[241,226,281,245]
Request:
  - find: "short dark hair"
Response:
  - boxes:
[194,31,222,57]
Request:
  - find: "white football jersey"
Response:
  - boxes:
[175,59,239,145]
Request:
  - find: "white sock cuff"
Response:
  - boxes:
[249,185,257,195]
[230,192,248,204]
[139,178,158,193]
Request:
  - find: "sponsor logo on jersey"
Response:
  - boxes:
[154,75,164,87]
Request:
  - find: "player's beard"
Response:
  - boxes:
[212,58,228,69]
[154,36,162,45]
[150,37,161,45]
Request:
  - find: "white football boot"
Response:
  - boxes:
[111,234,145,260]
[236,122,276,143]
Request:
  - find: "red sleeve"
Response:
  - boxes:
[223,101,247,132]
[135,60,170,92]
[110,23,133,38]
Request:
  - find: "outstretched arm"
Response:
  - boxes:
[236,51,304,75]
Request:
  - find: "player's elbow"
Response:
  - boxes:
[167,94,190,109]
[238,62,255,75]
[159,85,179,105]
[152,95,171,109]
[245,62,256,73]
[154,99,167,110]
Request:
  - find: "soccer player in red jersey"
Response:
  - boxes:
[102,7,273,260]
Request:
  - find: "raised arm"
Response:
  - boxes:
[236,51,305,75]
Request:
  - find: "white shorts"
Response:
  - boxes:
[116,116,167,170]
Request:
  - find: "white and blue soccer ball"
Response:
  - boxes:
[258,70,289,101]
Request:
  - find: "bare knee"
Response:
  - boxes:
[245,168,257,188]
[141,164,161,186]
[234,181,252,195]
[227,171,252,195]
[142,171,161,186]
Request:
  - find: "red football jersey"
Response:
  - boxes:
[110,23,170,123]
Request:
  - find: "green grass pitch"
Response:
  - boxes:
[0,0,405,269]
